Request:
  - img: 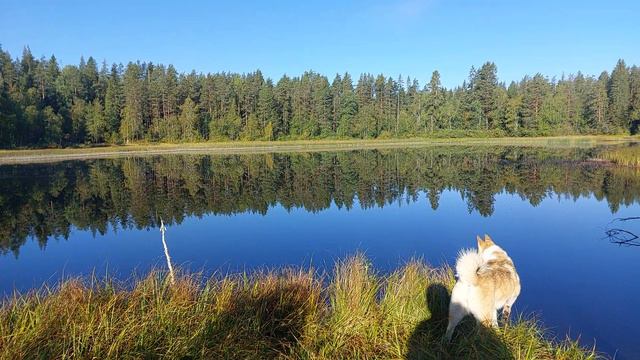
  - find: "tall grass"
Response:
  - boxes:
[0,256,601,359]
[599,145,640,167]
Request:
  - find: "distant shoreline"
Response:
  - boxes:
[0,135,637,165]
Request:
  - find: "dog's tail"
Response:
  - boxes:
[455,249,483,285]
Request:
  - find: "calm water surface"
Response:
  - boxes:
[1,145,639,358]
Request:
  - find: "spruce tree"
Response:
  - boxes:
[608,59,630,131]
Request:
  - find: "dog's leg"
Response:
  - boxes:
[502,305,511,322]
[444,301,467,341]
[491,310,498,328]
[502,296,517,323]
[476,308,498,329]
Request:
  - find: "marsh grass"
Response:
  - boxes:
[599,145,640,168]
[0,135,636,165]
[0,255,601,359]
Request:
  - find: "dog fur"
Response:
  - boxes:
[444,235,521,340]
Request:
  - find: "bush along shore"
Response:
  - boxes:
[0,255,599,359]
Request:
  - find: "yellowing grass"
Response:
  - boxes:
[0,256,601,359]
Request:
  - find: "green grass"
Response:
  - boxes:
[0,256,601,359]
[599,145,640,168]
[0,135,637,164]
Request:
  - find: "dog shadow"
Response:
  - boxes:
[405,283,515,360]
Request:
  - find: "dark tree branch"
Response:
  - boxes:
[604,217,640,247]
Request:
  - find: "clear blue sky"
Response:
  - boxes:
[1,0,638,88]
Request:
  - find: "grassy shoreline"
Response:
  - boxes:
[0,135,637,165]
[0,256,599,359]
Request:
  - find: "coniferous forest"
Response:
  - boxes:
[1,46,639,149]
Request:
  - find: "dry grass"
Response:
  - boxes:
[0,256,601,359]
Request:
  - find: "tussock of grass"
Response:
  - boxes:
[0,256,601,359]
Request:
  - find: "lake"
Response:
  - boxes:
[1,144,639,359]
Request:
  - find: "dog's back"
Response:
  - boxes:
[445,235,520,340]
[476,244,520,311]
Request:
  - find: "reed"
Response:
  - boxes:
[0,256,601,359]
[599,145,640,167]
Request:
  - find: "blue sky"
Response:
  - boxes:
[1,0,638,88]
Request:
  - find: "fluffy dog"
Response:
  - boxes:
[444,235,521,340]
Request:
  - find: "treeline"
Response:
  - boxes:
[1,46,640,148]
[2,147,639,255]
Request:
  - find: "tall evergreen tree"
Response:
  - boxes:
[608,59,630,130]
[426,70,443,133]
[178,97,200,141]
[473,62,499,129]
[104,64,122,141]
[628,66,640,133]
[120,62,146,142]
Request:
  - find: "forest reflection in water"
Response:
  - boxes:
[1,145,639,256]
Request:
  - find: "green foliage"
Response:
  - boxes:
[120,62,146,143]
[85,99,106,143]
[178,98,200,142]
[0,46,638,149]
[609,59,631,130]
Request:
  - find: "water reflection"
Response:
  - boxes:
[1,146,639,256]
[604,217,640,247]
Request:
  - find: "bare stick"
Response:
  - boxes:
[160,219,176,285]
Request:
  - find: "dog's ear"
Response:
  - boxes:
[476,235,484,250]
[484,234,495,247]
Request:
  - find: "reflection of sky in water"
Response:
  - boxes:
[2,189,640,359]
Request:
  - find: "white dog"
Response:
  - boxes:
[445,235,521,340]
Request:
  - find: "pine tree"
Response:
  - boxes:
[275,75,292,137]
[257,80,278,136]
[337,73,357,137]
[86,99,106,143]
[82,56,99,102]
[473,62,499,129]
[521,74,550,130]
[104,64,122,141]
[42,106,63,145]
[426,70,443,133]
[608,59,630,131]
[164,65,179,119]
[178,97,200,141]
[120,62,146,143]
[70,98,87,142]
[628,66,640,133]
[330,74,342,133]
[585,73,609,131]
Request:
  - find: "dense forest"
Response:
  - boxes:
[2,146,639,255]
[1,46,639,148]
